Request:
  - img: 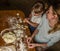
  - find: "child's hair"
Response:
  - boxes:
[32,1,45,14]
[48,5,60,34]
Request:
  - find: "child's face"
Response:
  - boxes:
[34,13,40,16]
[33,7,43,16]
[46,6,58,22]
[34,11,43,16]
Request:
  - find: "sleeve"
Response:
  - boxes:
[37,24,41,30]
[47,31,60,47]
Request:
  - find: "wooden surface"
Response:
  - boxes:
[0,10,35,51]
[0,10,25,32]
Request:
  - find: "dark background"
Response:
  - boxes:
[0,0,60,51]
[0,0,60,16]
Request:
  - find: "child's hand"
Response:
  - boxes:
[23,18,29,23]
[27,18,30,20]
[23,19,26,23]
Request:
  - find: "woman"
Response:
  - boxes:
[27,5,60,51]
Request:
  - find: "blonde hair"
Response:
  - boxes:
[48,6,60,33]
[32,1,44,14]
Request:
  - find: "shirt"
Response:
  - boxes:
[34,14,60,47]
[30,10,42,24]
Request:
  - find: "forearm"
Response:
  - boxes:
[26,18,30,20]
[27,21,38,27]
[31,29,39,38]
[35,43,47,47]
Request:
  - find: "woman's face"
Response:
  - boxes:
[46,6,58,22]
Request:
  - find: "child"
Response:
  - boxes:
[23,1,45,34]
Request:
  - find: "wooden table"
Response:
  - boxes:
[0,10,35,51]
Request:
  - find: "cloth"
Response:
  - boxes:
[29,24,36,34]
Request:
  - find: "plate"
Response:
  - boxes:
[2,32,16,44]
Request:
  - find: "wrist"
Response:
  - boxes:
[35,44,44,47]
[27,20,30,23]
[35,44,41,47]
[31,35,34,38]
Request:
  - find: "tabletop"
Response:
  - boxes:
[0,10,35,51]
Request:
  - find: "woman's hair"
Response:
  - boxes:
[32,1,45,14]
[48,5,60,33]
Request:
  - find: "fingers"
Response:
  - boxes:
[27,38,30,44]
[26,37,35,48]
[27,37,32,43]
[28,43,35,48]
[28,44,33,48]
[23,18,28,23]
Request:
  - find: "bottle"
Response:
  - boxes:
[16,13,20,19]
[16,13,22,23]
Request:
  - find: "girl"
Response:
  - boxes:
[27,5,60,51]
[23,1,45,34]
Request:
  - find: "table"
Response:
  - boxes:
[0,10,35,51]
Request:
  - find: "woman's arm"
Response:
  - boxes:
[31,29,39,38]
[28,43,47,48]
[27,29,39,43]
[35,43,47,47]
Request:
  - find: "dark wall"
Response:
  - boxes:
[0,0,46,16]
[0,0,60,16]
[0,0,35,16]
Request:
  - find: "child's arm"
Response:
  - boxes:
[28,21,39,27]
[23,18,39,27]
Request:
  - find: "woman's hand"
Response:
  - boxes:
[28,43,36,48]
[27,37,32,44]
